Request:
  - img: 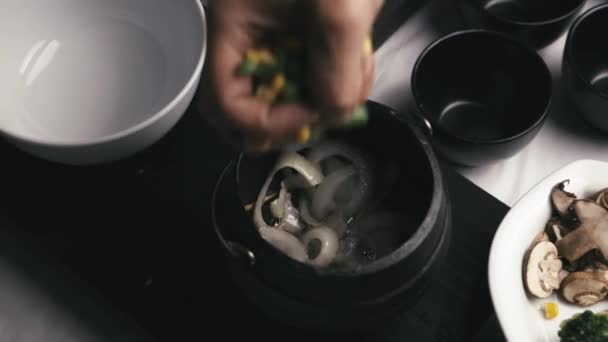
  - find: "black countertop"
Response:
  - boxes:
[0,96,508,341]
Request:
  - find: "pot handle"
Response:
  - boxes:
[211,161,257,268]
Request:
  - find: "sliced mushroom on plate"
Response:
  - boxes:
[545,217,569,242]
[561,270,608,306]
[555,200,608,263]
[551,180,577,217]
[524,240,563,298]
[559,269,570,283]
[596,188,608,210]
[564,249,606,273]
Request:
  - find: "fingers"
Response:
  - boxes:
[308,0,383,125]
[208,6,315,151]
[360,53,375,103]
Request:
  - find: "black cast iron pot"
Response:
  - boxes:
[211,101,451,331]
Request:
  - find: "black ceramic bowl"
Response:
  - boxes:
[211,101,451,331]
[411,30,552,167]
[459,0,586,48]
[563,4,608,133]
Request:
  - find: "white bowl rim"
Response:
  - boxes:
[488,159,608,340]
[0,0,207,147]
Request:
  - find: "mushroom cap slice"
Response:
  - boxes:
[561,271,608,306]
[551,181,577,217]
[596,188,608,210]
[564,249,606,273]
[574,199,607,222]
[545,217,569,242]
[524,241,563,298]
[556,200,608,262]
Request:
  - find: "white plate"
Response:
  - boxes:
[489,159,608,342]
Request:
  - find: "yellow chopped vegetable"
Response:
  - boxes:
[256,85,279,103]
[271,73,286,92]
[257,49,275,63]
[544,302,559,319]
[245,49,262,64]
[245,48,274,64]
[297,125,311,144]
[363,36,373,56]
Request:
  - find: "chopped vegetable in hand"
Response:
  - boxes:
[237,38,370,146]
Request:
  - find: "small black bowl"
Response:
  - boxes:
[412,30,552,167]
[563,4,608,133]
[459,0,587,48]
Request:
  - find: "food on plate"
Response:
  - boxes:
[523,240,562,298]
[544,301,559,319]
[558,310,608,341]
[250,141,409,269]
[524,180,608,308]
[561,266,608,306]
[597,189,608,210]
[555,200,608,263]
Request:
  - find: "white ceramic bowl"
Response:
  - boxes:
[0,0,206,164]
[489,159,608,342]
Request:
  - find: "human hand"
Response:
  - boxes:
[206,0,383,152]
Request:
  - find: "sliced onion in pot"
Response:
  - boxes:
[311,167,355,221]
[300,198,348,237]
[302,226,339,267]
[306,141,373,218]
[254,152,323,231]
[277,197,303,234]
[270,185,288,219]
[325,210,348,237]
[259,227,307,263]
[299,197,323,227]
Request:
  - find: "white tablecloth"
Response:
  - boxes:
[371,0,608,206]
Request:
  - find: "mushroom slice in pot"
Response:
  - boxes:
[551,180,577,217]
[556,200,608,262]
[524,241,562,298]
[561,270,608,306]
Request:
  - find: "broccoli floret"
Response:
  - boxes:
[558,310,608,342]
